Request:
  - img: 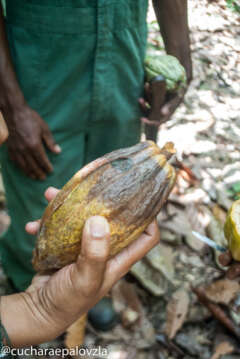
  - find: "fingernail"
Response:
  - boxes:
[87,216,109,239]
[27,221,35,227]
[47,186,56,191]
[26,222,37,231]
[54,145,62,153]
[161,108,169,116]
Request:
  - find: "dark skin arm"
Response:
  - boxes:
[0,4,61,180]
[154,0,192,82]
[140,0,192,126]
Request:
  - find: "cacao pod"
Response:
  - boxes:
[224,199,240,261]
[145,54,187,92]
[33,141,176,271]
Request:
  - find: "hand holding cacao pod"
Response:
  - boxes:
[33,141,176,272]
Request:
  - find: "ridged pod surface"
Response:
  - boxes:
[33,141,176,271]
[224,199,240,261]
[145,54,187,92]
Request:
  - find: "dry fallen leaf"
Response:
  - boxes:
[176,160,199,186]
[112,280,142,327]
[112,280,143,314]
[111,280,155,348]
[65,314,87,349]
[158,202,208,252]
[130,258,168,296]
[210,341,234,359]
[205,279,240,305]
[212,204,227,224]
[165,289,190,340]
[145,242,176,284]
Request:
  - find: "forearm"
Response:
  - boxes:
[0,3,26,115]
[1,293,63,347]
[152,0,192,82]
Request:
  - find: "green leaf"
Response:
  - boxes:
[232,182,240,193]
[226,0,240,13]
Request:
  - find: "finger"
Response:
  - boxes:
[25,188,60,236]
[13,152,37,180]
[160,96,182,118]
[144,82,152,104]
[139,98,150,115]
[42,127,61,154]
[25,220,41,235]
[33,143,53,174]
[103,220,160,290]
[0,115,9,145]
[71,216,110,296]
[44,187,60,202]
[24,153,47,180]
[144,220,160,236]
[141,117,160,127]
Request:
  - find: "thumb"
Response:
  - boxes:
[32,217,110,331]
[0,114,9,145]
[71,216,110,296]
[42,126,61,154]
[25,219,41,235]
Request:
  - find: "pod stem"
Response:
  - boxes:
[161,142,176,161]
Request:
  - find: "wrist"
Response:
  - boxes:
[0,95,28,129]
[1,94,26,116]
[1,292,61,347]
[166,46,192,84]
[0,85,26,120]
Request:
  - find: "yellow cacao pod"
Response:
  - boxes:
[224,199,240,261]
[33,141,176,271]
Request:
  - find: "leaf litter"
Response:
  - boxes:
[0,0,240,358]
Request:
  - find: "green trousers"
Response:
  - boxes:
[0,0,148,291]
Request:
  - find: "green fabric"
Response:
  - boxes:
[0,0,148,291]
